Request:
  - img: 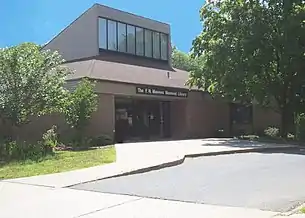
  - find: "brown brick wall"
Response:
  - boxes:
[184,92,230,138]
[170,100,187,139]
[86,94,115,138]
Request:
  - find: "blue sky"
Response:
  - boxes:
[0,0,204,52]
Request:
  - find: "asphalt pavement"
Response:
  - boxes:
[72,148,305,212]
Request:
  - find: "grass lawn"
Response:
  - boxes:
[301,207,305,214]
[0,146,116,179]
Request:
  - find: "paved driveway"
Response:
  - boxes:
[72,148,305,212]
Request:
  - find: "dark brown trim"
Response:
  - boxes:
[98,48,168,64]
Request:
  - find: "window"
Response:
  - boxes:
[98,18,107,49]
[144,29,152,58]
[136,27,144,56]
[98,17,168,61]
[230,104,253,124]
[153,32,160,59]
[118,22,127,52]
[160,33,168,60]
[107,20,117,51]
[127,25,136,54]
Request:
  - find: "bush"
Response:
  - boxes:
[0,127,58,162]
[0,141,53,161]
[42,125,58,151]
[90,135,113,147]
[84,135,113,148]
[296,113,305,141]
[264,126,279,138]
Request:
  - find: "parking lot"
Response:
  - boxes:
[72,148,305,212]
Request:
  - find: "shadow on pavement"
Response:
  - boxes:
[199,138,305,155]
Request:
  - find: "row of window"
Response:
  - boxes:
[98,18,168,60]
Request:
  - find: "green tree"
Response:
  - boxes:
[0,43,70,136]
[190,0,305,137]
[64,78,98,143]
[172,46,207,88]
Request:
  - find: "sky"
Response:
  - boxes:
[0,0,204,53]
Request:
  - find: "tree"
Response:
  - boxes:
[0,43,70,136]
[171,47,208,88]
[64,78,98,143]
[189,0,305,137]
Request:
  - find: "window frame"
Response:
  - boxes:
[98,16,169,61]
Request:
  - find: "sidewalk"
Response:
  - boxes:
[0,181,291,218]
[5,138,299,188]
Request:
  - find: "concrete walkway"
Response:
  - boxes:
[5,138,299,188]
[2,181,302,218]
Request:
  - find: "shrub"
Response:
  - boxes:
[90,135,113,147]
[42,125,58,152]
[264,126,279,138]
[296,113,305,141]
[0,127,58,161]
[0,141,52,161]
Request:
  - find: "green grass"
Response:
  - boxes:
[300,207,305,214]
[0,146,116,179]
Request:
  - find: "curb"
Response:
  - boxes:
[67,145,302,187]
[186,145,301,158]
[66,156,185,187]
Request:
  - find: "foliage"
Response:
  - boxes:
[42,125,58,150]
[300,207,305,214]
[64,78,98,143]
[296,113,305,141]
[89,135,113,147]
[0,126,60,161]
[190,0,305,137]
[264,127,280,138]
[171,47,207,88]
[0,43,71,129]
[0,146,116,179]
[0,140,54,162]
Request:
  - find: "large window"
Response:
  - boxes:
[136,27,144,56]
[118,22,127,52]
[98,17,168,61]
[230,103,253,124]
[127,25,136,54]
[98,18,107,49]
[153,32,160,59]
[160,33,168,60]
[144,29,152,58]
[108,20,117,51]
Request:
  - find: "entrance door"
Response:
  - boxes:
[115,98,171,142]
